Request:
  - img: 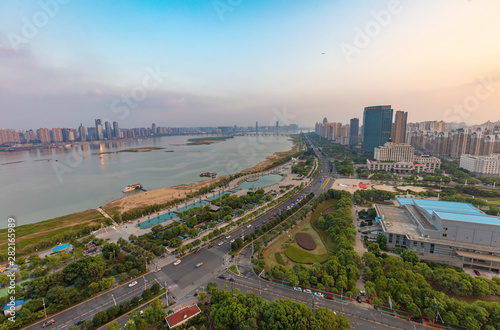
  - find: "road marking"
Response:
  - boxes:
[321,178,330,189]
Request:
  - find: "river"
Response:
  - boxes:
[0,134,295,227]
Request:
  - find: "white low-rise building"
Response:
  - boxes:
[460,154,500,177]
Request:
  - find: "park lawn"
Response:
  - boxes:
[0,279,29,297]
[263,203,330,269]
[284,245,329,264]
[309,199,337,252]
[0,209,105,255]
[486,197,500,207]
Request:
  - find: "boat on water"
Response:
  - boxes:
[200,172,217,178]
[123,183,142,193]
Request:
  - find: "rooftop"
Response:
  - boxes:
[397,197,500,226]
[165,304,201,328]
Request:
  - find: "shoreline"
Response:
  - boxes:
[102,141,298,214]
[0,137,299,259]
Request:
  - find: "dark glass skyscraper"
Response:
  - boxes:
[349,118,359,148]
[361,105,393,153]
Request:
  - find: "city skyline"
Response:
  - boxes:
[1,1,500,129]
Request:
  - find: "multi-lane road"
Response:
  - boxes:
[27,137,431,330]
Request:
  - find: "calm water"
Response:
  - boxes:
[0,135,293,227]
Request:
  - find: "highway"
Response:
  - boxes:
[26,136,430,330]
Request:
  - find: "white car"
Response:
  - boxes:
[173,260,181,266]
[226,235,231,239]
[247,224,252,228]
[128,281,138,287]
[313,292,324,298]
[303,289,312,294]
[218,241,224,246]
[293,287,302,292]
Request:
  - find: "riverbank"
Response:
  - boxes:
[0,136,300,261]
[102,140,299,214]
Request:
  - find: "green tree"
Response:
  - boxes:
[92,310,109,326]
[376,233,387,249]
[401,250,420,264]
[107,321,120,330]
[151,282,160,295]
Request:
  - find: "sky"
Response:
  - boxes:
[1,0,500,130]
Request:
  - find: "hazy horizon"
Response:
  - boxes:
[1,0,500,130]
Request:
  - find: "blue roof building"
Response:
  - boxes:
[375,198,500,272]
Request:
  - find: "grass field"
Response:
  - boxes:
[284,245,329,264]
[0,279,29,297]
[263,200,336,269]
[0,209,105,256]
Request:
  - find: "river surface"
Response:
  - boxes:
[0,135,294,227]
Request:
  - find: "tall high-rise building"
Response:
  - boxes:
[78,124,86,141]
[391,110,408,143]
[51,128,63,142]
[256,122,259,134]
[323,117,328,124]
[105,121,112,139]
[361,105,393,153]
[0,129,20,144]
[276,121,279,134]
[25,130,36,142]
[95,119,104,140]
[87,127,97,141]
[113,122,120,138]
[152,123,157,135]
[349,118,359,148]
[37,128,51,143]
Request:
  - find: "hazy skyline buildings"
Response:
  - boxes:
[391,111,408,144]
[349,118,359,149]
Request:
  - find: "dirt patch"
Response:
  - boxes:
[295,233,316,250]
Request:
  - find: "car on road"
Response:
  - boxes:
[410,317,423,323]
[226,235,231,239]
[230,239,235,243]
[359,290,366,296]
[207,245,213,249]
[128,281,138,287]
[74,319,85,326]
[42,320,55,328]
[325,295,333,300]
[196,262,203,268]
[247,224,252,228]
[293,287,302,292]
[106,237,110,241]
[173,260,181,266]
[140,310,144,317]
[228,276,235,282]
[303,289,312,294]
[473,269,481,276]
[218,241,224,246]
[269,216,273,220]
[356,296,362,303]
[217,274,225,279]
[313,292,324,298]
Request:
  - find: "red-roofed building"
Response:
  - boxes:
[165,304,201,329]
